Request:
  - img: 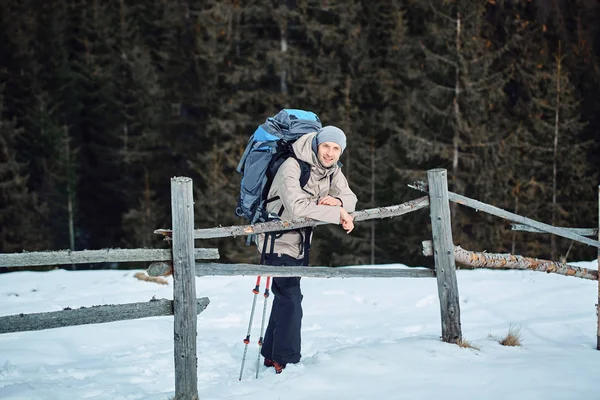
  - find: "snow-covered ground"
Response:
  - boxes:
[1,260,599,400]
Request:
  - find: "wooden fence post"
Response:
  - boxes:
[171,177,199,400]
[597,184,600,350]
[427,168,462,343]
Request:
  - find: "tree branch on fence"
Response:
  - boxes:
[154,196,430,240]
[422,240,598,280]
[0,297,210,334]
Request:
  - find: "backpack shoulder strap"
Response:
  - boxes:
[291,156,334,189]
[293,157,311,188]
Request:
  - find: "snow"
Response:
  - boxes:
[1,260,599,400]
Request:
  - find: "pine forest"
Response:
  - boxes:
[1,0,599,269]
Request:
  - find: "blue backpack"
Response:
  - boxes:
[235,109,322,225]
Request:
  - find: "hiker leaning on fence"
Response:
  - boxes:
[256,125,358,374]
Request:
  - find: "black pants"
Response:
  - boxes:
[260,253,304,365]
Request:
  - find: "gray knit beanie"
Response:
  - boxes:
[316,126,347,153]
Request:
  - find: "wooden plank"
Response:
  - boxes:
[0,248,219,268]
[155,196,430,239]
[0,298,210,334]
[597,184,600,350]
[422,240,597,281]
[510,224,597,237]
[427,169,462,343]
[170,177,198,400]
[411,180,600,250]
[449,192,600,249]
[193,263,435,278]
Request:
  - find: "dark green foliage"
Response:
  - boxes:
[0,91,50,252]
[0,0,599,267]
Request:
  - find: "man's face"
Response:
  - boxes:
[317,141,342,167]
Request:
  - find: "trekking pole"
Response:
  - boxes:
[239,276,261,381]
[255,276,271,378]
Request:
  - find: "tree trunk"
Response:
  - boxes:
[422,240,597,280]
[511,192,519,254]
[344,74,352,181]
[551,41,562,261]
[280,0,288,96]
[65,126,75,252]
[371,135,375,265]
[451,11,462,233]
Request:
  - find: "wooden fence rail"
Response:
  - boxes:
[410,181,600,250]
[410,176,600,351]
[597,184,599,351]
[0,248,219,268]
[146,261,435,278]
[154,196,430,240]
[0,297,210,334]
[511,224,598,237]
[2,169,599,400]
[422,240,598,281]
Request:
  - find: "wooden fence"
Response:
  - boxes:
[0,179,220,400]
[0,246,218,335]
[0,169,599,400]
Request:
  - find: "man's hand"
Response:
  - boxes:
[339,208,354,234]
[318,196,342,206]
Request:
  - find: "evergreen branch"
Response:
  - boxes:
[419,41,457,68]
[428,2,456,24]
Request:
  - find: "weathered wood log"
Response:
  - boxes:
[422,240,598,280]
[0,248,219,268]
[196,263,435,278]
[427,169,462,344]
[146,261,435,278]
[170,177,198,400]
[410,181,600,250]
[511,224,597,237]
[596,184,600,350]
[0,298,210,334]
[154,196,430,239]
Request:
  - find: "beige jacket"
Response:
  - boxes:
[256,132,358,259]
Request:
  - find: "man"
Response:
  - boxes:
[256,125,357,374]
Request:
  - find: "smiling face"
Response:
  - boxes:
[317,141,342,167]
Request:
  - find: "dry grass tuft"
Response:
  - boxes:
[456,338,481,351]
[499,325,522,347]
[133,272,169,285]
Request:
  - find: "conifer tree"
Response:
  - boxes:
[63,0,131,250]
[399,0,516,253]
[515,35,594,260]
[0,92,49,252]
[113,0,170,249]
[183,0,272,262]
[278,0,372,265]
[0,1,81,251]
[29,1,81,251]
[371,0,432,266]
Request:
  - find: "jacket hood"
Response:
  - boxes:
[292,132,317,164]
[292,132,338,177]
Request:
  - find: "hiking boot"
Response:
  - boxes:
[264,358,274,368]
[273,361,286,374]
